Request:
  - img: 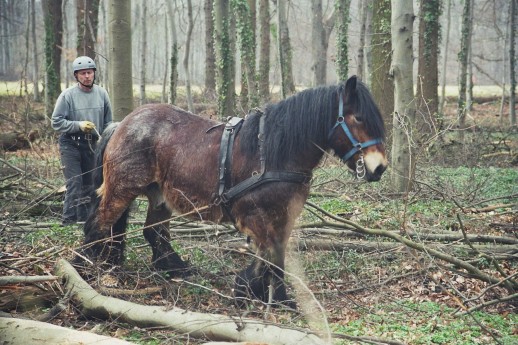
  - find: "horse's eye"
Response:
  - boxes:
[354,115,363,123]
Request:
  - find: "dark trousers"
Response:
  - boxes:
[59,136,96,223]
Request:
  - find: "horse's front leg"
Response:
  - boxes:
[234,242,295,308]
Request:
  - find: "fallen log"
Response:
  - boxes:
[0,275,58,285]
[0,131,38,151]
[0,317,135,345]
[54,259,326,345]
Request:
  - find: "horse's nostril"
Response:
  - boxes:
[374,164,386,177]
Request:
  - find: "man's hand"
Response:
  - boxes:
[79,121,96,133]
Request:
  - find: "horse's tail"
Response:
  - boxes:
[82,122,128,264]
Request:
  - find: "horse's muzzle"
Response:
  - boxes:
[365,164,386,182]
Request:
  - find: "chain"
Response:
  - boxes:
[356,153,366,179]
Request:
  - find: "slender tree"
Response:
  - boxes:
[161,14,169,104]
[416,0,441,137]
[232,0,259,109]
[390,0,416,192]
[310,0,337,86]
[439,0,451,117]
[30,0,40,101]
[258,0,270,103]
[139,0,147,106]
[166,0,179,105]
[457,0,472,139]
[76,0,100,58]
[204,0,216,96]
[356,0,369,81]
[214,0,236,118]
[370,0,393,131]
[510,0,517,126]
[277,0,295,98]
[42,0,63,114]
[108,0,133,121]
[335,0,350,82]
[184,0,195,112]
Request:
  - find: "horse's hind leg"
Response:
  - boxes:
[143,184,189,276]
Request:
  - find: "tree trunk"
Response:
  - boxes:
[416,0,440,140]
[370,0,393,133]
[54,259,326,345]
[258,0,270,103]
[204,0,216,96]
[161,14,169,104]
[466,1,474,112]
[166,1,179,105]
[390,0,415,193]
[30,0,40,101]
[277,0,295,98]
[42,0,63,115]
[335,0,350,82]
[139,0,147,106]
[234,0,259,110]
[510,0,517,126]
[439,0,451,118]
[214,0,236,118]
[457,0,472,140]
[108,0,133,121]
[184,0,195,112]
[311,0,337,86]
[356,0,369,81]
[76,0,100,58]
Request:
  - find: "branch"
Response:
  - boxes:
[54,259,326,345]
[0,275,58,285]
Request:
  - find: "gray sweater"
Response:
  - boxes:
[51,84,112,135]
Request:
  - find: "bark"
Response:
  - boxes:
[457,0,472,139]
[108,0,133,121]
[214,0,236,118]
[356,0,369,81]
[161,14,169,103]
[277,0,295,98]
[390,0,415,193]
[334,0,349,82]
[204,0,216,96]
[439,0,451,118]
[54,259,326,345]
[139,0,147,106]
[311,0,337,85]
[76,0,100,58]
[166,0,179,105]
[510,0,517,126]
[0,276,58,285]
[42,0,63,113]
[184,0,195,112]
[30,0,40,101]
[258,0,270,103]
[0,317,134,345]
[370,0,393,132]
[416,0,440,139]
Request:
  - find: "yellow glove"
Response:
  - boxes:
[79,121,96,133]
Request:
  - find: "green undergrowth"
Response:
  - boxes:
[332,300,517,345]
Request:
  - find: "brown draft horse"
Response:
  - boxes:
[80,76,387,307]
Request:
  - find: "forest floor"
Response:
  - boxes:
[0,93,517,345]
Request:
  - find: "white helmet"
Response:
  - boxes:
[72,56,96,73]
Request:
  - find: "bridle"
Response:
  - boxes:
[328,89,383,179]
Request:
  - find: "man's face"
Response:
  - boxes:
[76,69,95,87]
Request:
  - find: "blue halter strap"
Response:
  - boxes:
[329,90,383,163]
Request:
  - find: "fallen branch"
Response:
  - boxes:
[54,259,326,345]
[0,317,135,345]
[0,275,58,285]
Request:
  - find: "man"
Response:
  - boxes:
[52,56,112,225]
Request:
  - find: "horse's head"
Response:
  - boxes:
[328,76,388,182]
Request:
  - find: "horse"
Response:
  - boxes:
[80,75,387,307]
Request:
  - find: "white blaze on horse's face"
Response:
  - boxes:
[363,149,388,181]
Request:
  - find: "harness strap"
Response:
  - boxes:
[220,171,312,205]
[218,117,244,198]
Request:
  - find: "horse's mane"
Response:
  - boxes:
[239,80,385,170]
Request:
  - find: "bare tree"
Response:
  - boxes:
[184,0,195,112]
[166,0,179,105]
[439,0,451,118]
[277,0,295,98]
[457,0,472,140]
[356,0,370,81]
[390,0,416,192]
[204,0,216,96]
[108,0,133,121]
[258,0,270,103]
[30,0,40,101]
[311,0,337,86]
[214,0,236,118]
[139,0,147,106]
[335,0,350,82]
[510,0,517,126]
[76,0,100,58]
[42,0,63,114]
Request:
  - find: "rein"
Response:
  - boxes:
[216,111,312,207]
[328,89,383,179]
